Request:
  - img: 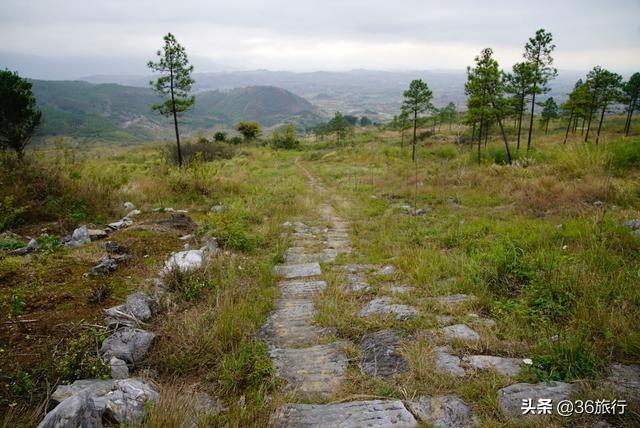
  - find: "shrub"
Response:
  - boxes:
[167,140,235,165]
[530,336,602,381]
[0,196,27,231]
[213,131,227,142]
[236,121,262,142]
[609,138,640,171]
[216,341,275,396]
[57,329,110,382]
[229,136,243,145]
[270,124,300,150]
[484,241,535,296]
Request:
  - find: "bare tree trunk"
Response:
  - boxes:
[412,110,417,162]
[595,105,607,145]
[545,119,549,134]
[526,85,537,151]
[563,111,573,144]
[585,94,597,142]
[401,117,406,148]
[516,92,525,150]
[477,114,484,165]
[493,103,512,164]
[625,98,636,136]
[169,67,183,168]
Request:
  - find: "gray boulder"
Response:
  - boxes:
[13,238,39,255]
[462,355,525,377]
[87,255,130,277]
[359,297,418,320]
[360,330,409,378]
[66,226,91,249]
[162,249,204,274]
[604,364,640,400]
[440,324,480,342]
[38,391,102,428]
[87,229,108,241]
[99,328,155,367]
[46,378,158,426]
[408,395,478,427]
[435,346,465,377]
[106,218,133,231]
[497,381,574,417]
[110,357,129,379]
[105,292,152,328]
[210,204,225,213]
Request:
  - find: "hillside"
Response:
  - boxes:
[30,80,323,141]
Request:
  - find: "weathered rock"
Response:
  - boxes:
[381,284,414,294]
[110,357,129,379]
[162,249,204,274]
[340,264,374,273]
[278,279,327,299]
[360,330,409,378]
[274,262,321,279]
[270,400,417,427]
[87,229,108,240]
[66,226,91,248]
[626,219,640,230]
[105,241,127,254]
[13,238,39,255]
[377,265,395,275]
[463,355,525,377]
[99,328,156,367]
[87,255,130,277]
[408,395,478,428]
[467,313,497,328]
[102,378,159,424]
[105,292,152,328]
[124,209,142,218]
[200,237,219,253]
[38,391,102,428]
[435,346,465,377]
[269,342,347,399]
[359,297,418,320]
[260,299,328,347]
[604,364,640,400]
[123,202,135,210]
[440,324,480,342]
[345,273,370,292]
[210,204,225,213]
[52,380,114,405]
[106,218,133,231]
[431,294,478,307]
[497,382,575,417]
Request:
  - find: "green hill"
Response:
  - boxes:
[30,80,322,142]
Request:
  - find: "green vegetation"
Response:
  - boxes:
[0,70,42,156]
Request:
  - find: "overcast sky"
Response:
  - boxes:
[1,0,639,79]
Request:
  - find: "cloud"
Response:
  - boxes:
[1,0,638,77]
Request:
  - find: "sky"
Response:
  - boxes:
[1,0,639,79]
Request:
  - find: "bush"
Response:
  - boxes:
[236,121,262,142]
[168,140,235,165]
[213,131,227,142]
[484,241,535,296]
[609,138,640,171]
[57,329,111,382]
[530,336,602,381]
[270,124,300,150]
[229,136,243,145]
[217,341,275,396]
[0,196,27,231]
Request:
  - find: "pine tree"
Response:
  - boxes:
[623,73,640,136]
[504,62,535,150]
[540,97,559,134]
[402,79,433,162]
[523,29,557,151]
[148,33,195,167]
[583,66,623,144]
[465,48,512,164]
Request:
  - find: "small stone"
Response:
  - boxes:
[270,400,417,427]
[162,249,205,274]
[105,292,152,327]
[123,202,135,210]
[463,355,525,377]
[66,226,91,248]
[200,237,219,253]
[435,346,465,377]
[604,364,640,400]
[625,219,640,230]
[99,328,156,367]
[345,273,370,292]
[435,315,454,325]
[360,330,409,378]
[377,265,395,275]
[210,204,225,213]
[440,324,480,342]
[274,262,321,279]
[103,379,159,424]
[13,238,39,255]
[497,381,574,417]
[87,255,130,277]
[110,357,129,379]
[359,297,418,320]
[593,200,605,207]
[179,234,193,240]
[408,395,478,427]
[106,218,133,231]
[124,209,142,218]
[382,284,414,294]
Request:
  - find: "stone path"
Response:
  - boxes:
[266,165,640,427]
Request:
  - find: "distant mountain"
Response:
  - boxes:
[30,80,322,141]
[81,69,584,120]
